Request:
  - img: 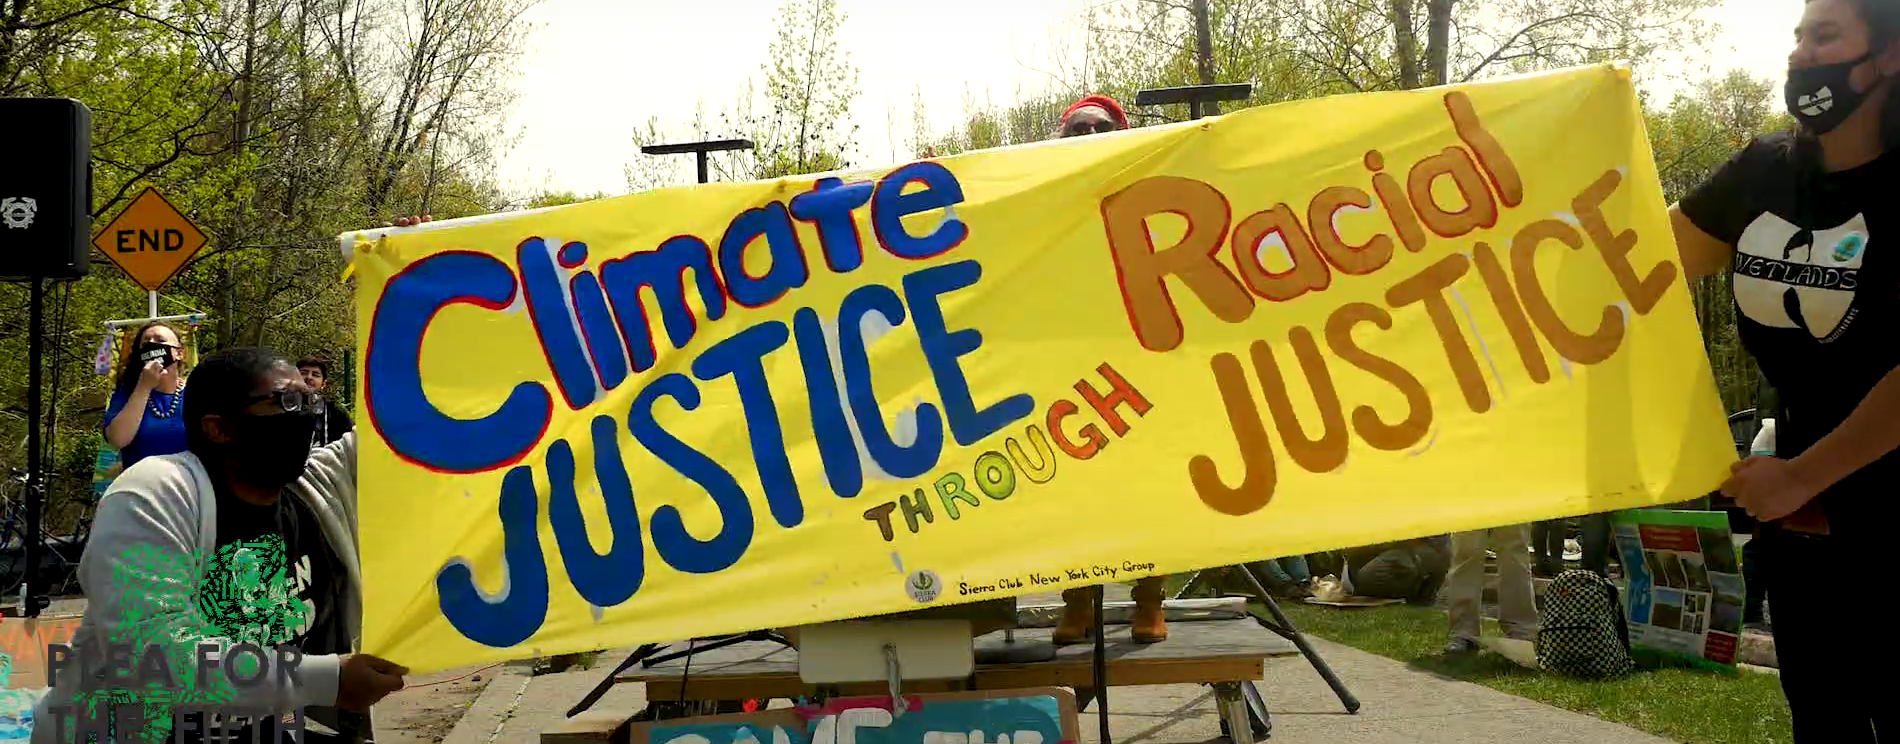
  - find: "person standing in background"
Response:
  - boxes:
[1579,513,1614,577]
[298,356,355,446]
[1045,93,1170,646]
[102,321,191,468]
[1444,525,1538,653]
[1530,520,1565,577]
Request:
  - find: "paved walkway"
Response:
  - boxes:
[451,636,1669,744]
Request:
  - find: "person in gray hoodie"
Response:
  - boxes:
[33,347,406,744]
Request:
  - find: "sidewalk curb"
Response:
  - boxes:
[439,662,535,744]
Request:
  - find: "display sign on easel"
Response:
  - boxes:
[1611,509,1746,670]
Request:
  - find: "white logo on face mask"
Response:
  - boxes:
[1798,86,1835,116]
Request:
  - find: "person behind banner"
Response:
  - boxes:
[298,356,355,447]
[1249,556,1316,599]
[33,348,407,744]
[1670,1,1900,739]
[102,321,192,468]
[1444,525,1538,653]
[1341,537,1450,605]
[1043,93,1171,646]
[1530,520,1565,577]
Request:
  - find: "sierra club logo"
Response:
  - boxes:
[906,570,941,603]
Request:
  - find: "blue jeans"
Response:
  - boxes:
[1257,556,1310,589]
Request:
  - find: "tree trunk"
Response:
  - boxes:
[1188,0,1217,118]
[1191,0,1215,86]
[1391,0,1421,90]
[219,0,261,348]
[1425,0,1453,87]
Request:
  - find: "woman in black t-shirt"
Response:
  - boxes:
[1671,1,1899,740]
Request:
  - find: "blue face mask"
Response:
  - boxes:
[1785,51,1881,135]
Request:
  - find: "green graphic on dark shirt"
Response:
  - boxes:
[200,534,313,646]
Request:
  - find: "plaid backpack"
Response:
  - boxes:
[1536,569,1636,678]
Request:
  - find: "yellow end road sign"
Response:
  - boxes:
[92,187,208,291]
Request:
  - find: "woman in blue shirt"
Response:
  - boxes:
[102,321,190,467]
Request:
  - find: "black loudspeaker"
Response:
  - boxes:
[0,97,92,281]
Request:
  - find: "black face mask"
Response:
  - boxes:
[136,342,176,368]
[1785,52,1882,135]
[227,410,318,489]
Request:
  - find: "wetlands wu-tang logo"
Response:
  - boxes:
[1730,211,1869,342]
[1796,86,1835,117]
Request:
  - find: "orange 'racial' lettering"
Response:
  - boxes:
[1445,91,1525,208]
[1365,150,1429,253]
[1100,176,1253,352]
[1406,147,1499,239]
[1230,204,1331,302]
[1309,186,1395,276]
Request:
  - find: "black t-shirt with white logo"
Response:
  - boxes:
[1680,132,1899,540]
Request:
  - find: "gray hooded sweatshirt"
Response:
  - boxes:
[31,434,364,743]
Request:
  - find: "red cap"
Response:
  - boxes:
[1062,94,1129,130]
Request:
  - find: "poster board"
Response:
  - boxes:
[1611,509,1744,669]
[623,688,1080,744]
[90,445,122,501]
[0,615,81,690]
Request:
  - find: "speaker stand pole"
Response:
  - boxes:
[23,276,49,618]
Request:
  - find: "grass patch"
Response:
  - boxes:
[1277,602,1792,744]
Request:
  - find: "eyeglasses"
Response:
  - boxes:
[1065,119,1120,137]
[239,389,322,414]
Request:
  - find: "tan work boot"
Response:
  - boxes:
[1131,577,1168,643]
[1053,587,1095,645]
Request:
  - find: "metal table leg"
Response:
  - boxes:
[1214,682,1257,744]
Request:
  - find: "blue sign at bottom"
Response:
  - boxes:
[627,689,1080,744]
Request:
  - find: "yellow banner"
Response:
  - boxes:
[351,64,1735,672]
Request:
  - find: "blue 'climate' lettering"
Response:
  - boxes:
[375,164,1040,648]
[363,250,551,474]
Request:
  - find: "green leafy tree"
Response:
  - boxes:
[0,0,536,527]
[1648,70,1792,413]
[624,0,862,185]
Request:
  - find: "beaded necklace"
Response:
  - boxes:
[148,379,187,418]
